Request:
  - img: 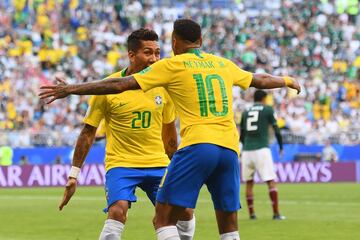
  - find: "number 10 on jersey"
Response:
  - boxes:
[193,73,228,117]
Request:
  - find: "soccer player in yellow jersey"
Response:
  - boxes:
[40,19,301,240]
[56,29,195,240]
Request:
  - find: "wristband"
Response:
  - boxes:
[284,76,293,87]
[68,166,81,179]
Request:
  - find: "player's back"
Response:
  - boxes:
[134,50,253,154]
[241,103,274,151]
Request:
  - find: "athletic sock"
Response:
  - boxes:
[156,226,181,240]
[220,231,240,240]
[269,188,279,215]
[246,195,255,216]
[99,219,124,240]
[176,215,195,240]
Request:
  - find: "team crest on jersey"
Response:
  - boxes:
[155,96,162,105]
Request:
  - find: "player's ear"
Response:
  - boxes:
[171,33,177,53]
[128,50,136,63]
[198,37,203,47]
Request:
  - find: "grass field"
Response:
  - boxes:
[0,183,359,240]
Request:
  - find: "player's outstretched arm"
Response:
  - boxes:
[39,76,140,104]
[59,124,97,211]
[250,73,301,94]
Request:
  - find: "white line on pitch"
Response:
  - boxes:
[0,195,359,206]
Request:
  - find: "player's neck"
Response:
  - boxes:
[125,66,137,76]
[176,42,201,55]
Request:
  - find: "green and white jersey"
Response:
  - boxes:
[240,103,277,151]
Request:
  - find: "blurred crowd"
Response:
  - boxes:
[0,0,359,147]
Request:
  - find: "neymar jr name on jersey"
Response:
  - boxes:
[183,60,215,69]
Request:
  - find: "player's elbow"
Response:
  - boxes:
[251,73,271,89]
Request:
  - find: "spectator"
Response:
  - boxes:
[0,144,13,166]
[54,155,62,165]
[322,140,339,162]
[19,155,29,165]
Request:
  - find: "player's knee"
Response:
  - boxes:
[108,201,129,223]
[154,203,178,228]
[266,180,276,189]
[181,208,194,221]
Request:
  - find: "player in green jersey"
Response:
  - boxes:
[240,90,285,220]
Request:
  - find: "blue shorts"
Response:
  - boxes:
[157,143,241,212]
[104,167,166,212]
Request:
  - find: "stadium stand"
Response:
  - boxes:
[0,0,359,147]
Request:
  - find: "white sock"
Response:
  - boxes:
[99,219,124,240]
[176,215,196,240]
[220,231,240,240]
[156,226,180,240]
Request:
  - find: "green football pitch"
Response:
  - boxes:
[0,183,359,240]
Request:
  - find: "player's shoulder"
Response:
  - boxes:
[202,52,231,64]
[242,106,252,115]
[264,104,274,112]
[161,55,178,64]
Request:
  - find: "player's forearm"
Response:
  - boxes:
[162,122,178,159]
[165,137,177,159]
[250,73,286,89]
[67,76,140,95]
[251,73,301,94]
[72,124,97,168]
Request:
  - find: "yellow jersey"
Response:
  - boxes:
[134,49,252,155]
[84,69,175,171]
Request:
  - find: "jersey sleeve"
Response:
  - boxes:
[83,95,107,127]
[96,120,106,137]
[162,90,176,124]
[227,60,253,90]
[133,59,172,91]
[83,70,120,127]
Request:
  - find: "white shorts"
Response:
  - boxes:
[241,147,276,182]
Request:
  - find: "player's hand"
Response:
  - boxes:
[287,77,301,94]
[59,177,77,211]
[39,76,70,104]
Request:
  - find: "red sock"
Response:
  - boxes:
[246,195,255,215]
[269,188,279,215]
